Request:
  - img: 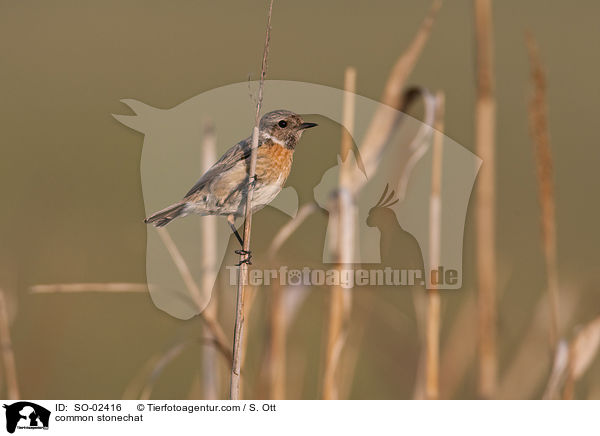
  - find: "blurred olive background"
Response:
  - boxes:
[0,0,599,399]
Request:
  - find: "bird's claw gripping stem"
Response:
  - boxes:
[249,175,258,189]
[235,249,252,266]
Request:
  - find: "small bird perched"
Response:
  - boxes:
[145,109,317,254]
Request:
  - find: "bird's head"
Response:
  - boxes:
[259,110,317,149]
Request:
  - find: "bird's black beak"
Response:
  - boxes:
[299,122,318,130]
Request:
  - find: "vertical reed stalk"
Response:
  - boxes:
[425,92,445,400]
[525,32,560,351]
[563,316,600,399]
[230,0,274,400]
[201,120,220,399]
[267,280,286,399]
[0,289,19,400]
[474,0,497,399]
[323,67,356,400]
[439,295,477,399]
[156,228,232,361]
[264,202,317,399]
[354,0,442,195]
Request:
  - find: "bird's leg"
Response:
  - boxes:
[227,214,244,247]
[233,176,258,265]
[227,215,252,265]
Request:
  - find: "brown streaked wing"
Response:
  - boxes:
[184,136,253,198]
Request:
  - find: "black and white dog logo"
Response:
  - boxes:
[3,402,50,434]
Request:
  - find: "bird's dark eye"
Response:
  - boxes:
[278,120,288,128]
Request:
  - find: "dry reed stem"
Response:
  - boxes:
[266,278,286,399]
[139,341,189,400]
[263,202,317,399]
[525,32,560,350]
[425,91,445,400]
[0,289,19,400]
[498,291,578,399]
[322,0,442,398]
[261,286,310,399]
[340,68,357,186]
[239,285,258,399]
[474,0,497,399]
[397,87,437,202]
[187,374,203,400]
[563,316,600,399]
[123,356,157,399]
[569,316,600,380]
[123,336,229,400]
[201,120,220,399]
[230,0,274,400]
[323,67,356,400]
[352,0,442,195]
[316,6,442,395]
[30,283,147,293]
[259,285,310,397]
[439,295,477,399]
[380,0,441,107]
[268,203,318,256]
[339,293,374,399]
[157,228,232,364]
[394,86,436,400]
[287,348,308,400]
[543,340,569,400]
[157,228,204,307]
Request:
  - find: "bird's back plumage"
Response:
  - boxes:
[144,109,315,227]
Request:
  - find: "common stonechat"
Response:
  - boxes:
[145,109,317,251]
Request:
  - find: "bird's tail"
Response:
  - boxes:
[144,201,188,227]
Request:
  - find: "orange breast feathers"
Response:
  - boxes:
[255,142,295,185]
